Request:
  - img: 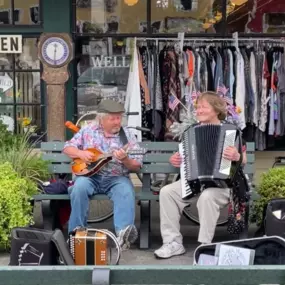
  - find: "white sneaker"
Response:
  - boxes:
[154,241,186,259]
[117,225,138,250]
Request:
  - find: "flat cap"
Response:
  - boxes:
[97,99,125,114]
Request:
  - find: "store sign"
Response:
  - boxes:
[91,55,130,68]
[0,35,22,54]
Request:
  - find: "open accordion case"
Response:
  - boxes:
[194,236,285,266]
[194,198,285,266]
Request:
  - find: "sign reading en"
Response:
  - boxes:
[0,35,22,54]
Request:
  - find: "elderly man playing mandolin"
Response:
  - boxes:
[63,99,143,250]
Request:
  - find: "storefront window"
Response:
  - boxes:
[0,0,40,25]
[151,0,224,33]
[76,0,147,34]
[226,0,285,34]
[0,38,44,135]
[76,37,131,118]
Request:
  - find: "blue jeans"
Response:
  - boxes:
[68,174,136,234]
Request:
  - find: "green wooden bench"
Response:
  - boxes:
[1,265,284,285]
[34,141,255,249]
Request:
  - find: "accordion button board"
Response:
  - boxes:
[69,229,108,265]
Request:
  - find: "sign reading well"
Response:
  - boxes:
[0,35,22,54]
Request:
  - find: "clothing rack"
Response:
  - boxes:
[136,37,180,41]
[134,35,285,143]
[184,38,285,43]
[135,37,285,43]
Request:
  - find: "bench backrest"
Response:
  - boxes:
[41,141,255,179]
[1,265,283,285]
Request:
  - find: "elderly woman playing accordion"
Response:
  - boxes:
[154,91,247,259]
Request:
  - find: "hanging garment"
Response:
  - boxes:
[250,51,258,126]
[138,46,150,138]
[235,49,246,130]
[124,43,142,142]
[277,53,285,136]
[259,52,270,132]
[160,46,181,131]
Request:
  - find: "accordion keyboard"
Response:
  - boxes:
[179,143,192,199]
[219,130,237,175]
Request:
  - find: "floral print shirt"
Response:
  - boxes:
[64,123,143,177]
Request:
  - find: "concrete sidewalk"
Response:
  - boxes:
[1,202,258,266]
[113,202,257,265]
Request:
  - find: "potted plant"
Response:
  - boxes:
[0,162,38,249]
[251,167,285,226]
[0,121,51,249]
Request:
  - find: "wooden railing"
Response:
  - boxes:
[2,265,285,285]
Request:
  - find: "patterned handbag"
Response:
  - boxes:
[227,169,250,234]
[227,197,247,234]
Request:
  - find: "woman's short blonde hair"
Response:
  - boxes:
[196,91,228,120]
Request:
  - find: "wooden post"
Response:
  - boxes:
[38,33,74,141]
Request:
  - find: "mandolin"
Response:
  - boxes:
[71,147,146,176]
[65,121,146,177]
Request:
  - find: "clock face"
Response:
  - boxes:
[41,37,70,67]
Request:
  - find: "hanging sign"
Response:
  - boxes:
[0,35,22,54]
[0,73,13,92]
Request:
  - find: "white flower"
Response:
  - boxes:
[170,109,197,140]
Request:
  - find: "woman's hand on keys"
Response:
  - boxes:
[170,152,182,168]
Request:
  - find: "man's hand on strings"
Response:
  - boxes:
[78,150,95,163]
[113,148,128,162]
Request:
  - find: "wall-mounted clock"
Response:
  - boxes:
[38,34,73,68]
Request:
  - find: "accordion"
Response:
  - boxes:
[69,228,121,265]
[180,123,242,199]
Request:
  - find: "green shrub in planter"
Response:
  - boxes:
[251,167,285,226]
[0,162,37,249]
[0,128,51,185]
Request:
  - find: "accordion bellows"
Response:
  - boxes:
[181,123,241,198]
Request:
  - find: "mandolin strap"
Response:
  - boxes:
[119,127,129,146]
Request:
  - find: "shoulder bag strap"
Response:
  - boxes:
[119,127,129,145]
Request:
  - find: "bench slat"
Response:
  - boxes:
[41,141,178,152]
[48,162,254,175]
[42,141,254,152]
[143,153,171,163]
[141,163,254,175]
[33,188,158,201]
[246,142,255,151]
[43,151,255,165]
[48,164,72,174]
[140,142,178,151]
[143,153,255,163]
[41,142,66,151]
[142,142,255,152]
[43,153,72,163]
[47,164,142,174]
[246,154,254,163]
